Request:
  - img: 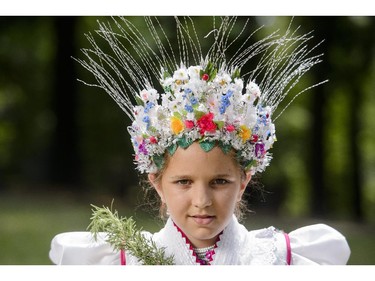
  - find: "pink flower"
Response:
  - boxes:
[226,124,235,132]
[197,112,217,135]
[184,120,195,129]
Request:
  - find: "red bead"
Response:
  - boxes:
[202,74,209,81]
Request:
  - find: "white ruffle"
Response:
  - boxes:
[49,232,120,265]
[49,217,350,265]
[288,224,351,265]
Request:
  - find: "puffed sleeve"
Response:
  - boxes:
[49,232,121,265]
[288,224,351,265]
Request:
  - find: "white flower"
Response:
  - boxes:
[161,77,174,88]
[188,65,201,79]
[173,67,189,81]
[233,78,244,92]
[214,73,231,86]
[139,89,150,102]
[246,81,261,97]
[148,88,159,102]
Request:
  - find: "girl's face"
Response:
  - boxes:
[149,142,251,248]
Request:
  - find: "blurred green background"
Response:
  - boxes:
[0,16,374,265]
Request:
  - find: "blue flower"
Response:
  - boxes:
[142,116,150,129]
[219,104,227,114]
[185,104,194,113]
[190,96,198,105]
[144,102,155,113]
[219,91,232,114]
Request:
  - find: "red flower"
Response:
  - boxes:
[149,136,158,144]
[197,112,217,135]
[202,73,209,81]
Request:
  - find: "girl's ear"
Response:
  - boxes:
[238,171,252,201]
[148,173,165,202]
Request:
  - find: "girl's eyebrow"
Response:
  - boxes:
[169,175,191,180]
[169,173,233,180]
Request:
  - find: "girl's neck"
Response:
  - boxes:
[172,221,222,248]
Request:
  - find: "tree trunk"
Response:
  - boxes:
[48,16,81,190]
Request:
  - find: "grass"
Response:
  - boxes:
[0,190,374,265]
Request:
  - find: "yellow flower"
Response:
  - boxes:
[171,116,185,134]
[239,125,251,143]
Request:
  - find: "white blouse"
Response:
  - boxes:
[49,215,350,265]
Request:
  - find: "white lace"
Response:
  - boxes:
[147,215,287,265]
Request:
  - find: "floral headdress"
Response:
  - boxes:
[77,17,325,175]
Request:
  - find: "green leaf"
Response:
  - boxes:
[231,68,241,81]
[135,95,144,106]
[148,126,157,134]
[153,154,165,169]
[163,70,171,79]
[245,159,257,170]
[194,110,205,120]
[199,69,204,78]
[173,111,182,119]
[163,85,171,93]
[199,140,216,152]
[209,68,217,82]
[219,141,232,154]
[167,143,178,155]
[177,137,193,149]
[214,121,225,129]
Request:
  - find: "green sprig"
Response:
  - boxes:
[87,202,174,265]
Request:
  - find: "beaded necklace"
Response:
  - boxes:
[193,245,216,265]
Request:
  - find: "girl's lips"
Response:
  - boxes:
[191,215,215,225]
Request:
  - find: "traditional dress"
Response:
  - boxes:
[49,215,350,265]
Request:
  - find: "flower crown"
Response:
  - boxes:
[129,62,275,174]
[77,17,325,175]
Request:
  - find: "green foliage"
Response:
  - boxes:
[88,203,174,265]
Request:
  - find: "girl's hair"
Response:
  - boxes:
[138,143,263,222]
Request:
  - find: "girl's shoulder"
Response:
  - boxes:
[49,231,120,265]
[247,223,351,265]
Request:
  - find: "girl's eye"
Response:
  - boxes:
[176,179,191,185]
[212,179,229,185]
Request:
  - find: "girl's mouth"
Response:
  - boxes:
[191,215,215,225]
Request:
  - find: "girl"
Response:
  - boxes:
[49,16,350,265]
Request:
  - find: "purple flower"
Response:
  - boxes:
[255,142,265,158]
[138,142,148,155]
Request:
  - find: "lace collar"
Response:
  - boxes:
[150,215,288,265]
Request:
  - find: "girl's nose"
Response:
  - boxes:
[192,183,212,209]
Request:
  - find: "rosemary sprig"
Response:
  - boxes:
[87,202,174,265]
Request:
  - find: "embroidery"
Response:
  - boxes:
[173,221,221,265]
